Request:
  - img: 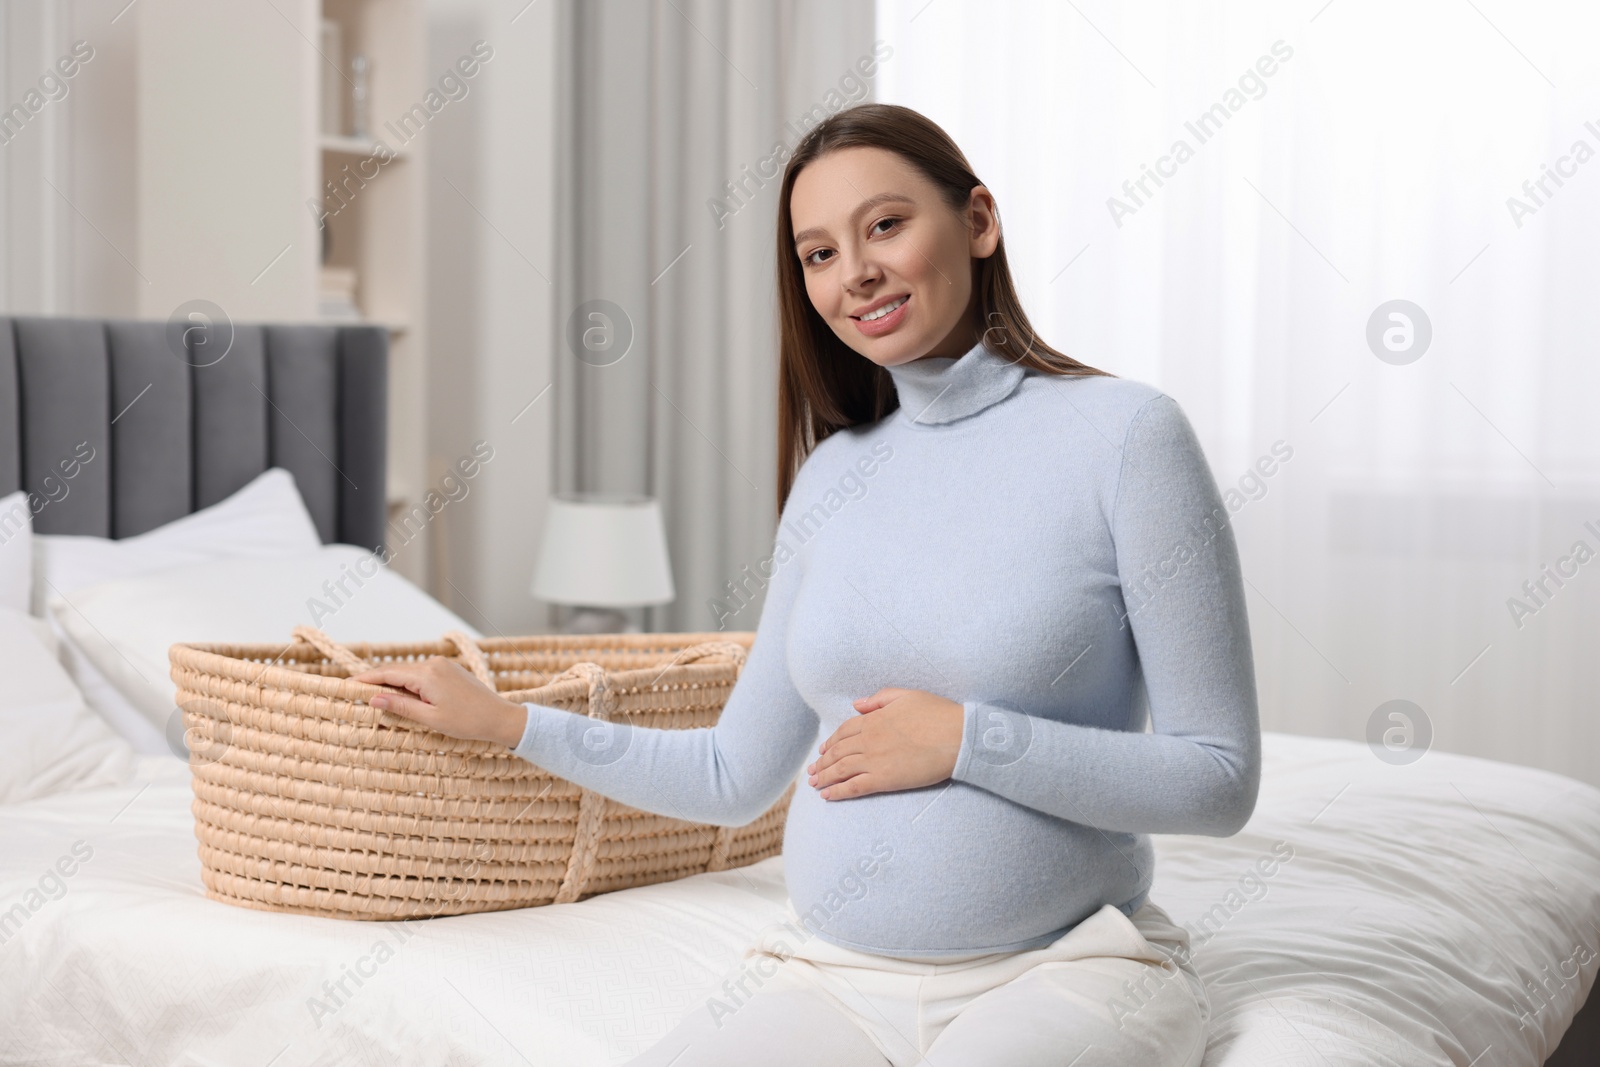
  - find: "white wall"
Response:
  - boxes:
[1,0,139,317]
[134,0,317,320]
[2,1,315,320]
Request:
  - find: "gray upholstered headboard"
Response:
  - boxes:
[0,316,388,553]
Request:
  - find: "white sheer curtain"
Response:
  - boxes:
[875,0,1600,787]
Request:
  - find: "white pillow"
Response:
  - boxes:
[31,466,322,613]
[0,489,31,612]
[48,545,481,742]
[54,639,169,756]
[0,606,136,805]
[22,610,60,657]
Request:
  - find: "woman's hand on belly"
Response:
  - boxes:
[806,688,964,800]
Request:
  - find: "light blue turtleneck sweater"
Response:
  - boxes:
[513,339,1260,958]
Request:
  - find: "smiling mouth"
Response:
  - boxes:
[852,295,909,321]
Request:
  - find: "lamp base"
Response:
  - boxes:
[562,606,641,634]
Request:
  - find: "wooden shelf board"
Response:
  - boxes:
[317,316,408,336]
[319,134,409,159]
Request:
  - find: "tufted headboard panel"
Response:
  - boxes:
[0,316,388,553]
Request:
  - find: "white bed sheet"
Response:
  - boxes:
[0,732,1596,1067]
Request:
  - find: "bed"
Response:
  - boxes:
[0,315,1596,1066]
[2,733,1597,1066]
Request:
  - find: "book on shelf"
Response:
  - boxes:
[318,265,361,321]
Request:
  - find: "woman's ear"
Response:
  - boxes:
[966,185,1001,259]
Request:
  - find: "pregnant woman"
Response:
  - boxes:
[354,103,1260,1067]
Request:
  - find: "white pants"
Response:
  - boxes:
[625,898,1210,1067]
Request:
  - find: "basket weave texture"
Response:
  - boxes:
[167,625,788,920]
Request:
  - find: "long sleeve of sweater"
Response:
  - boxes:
[947,394,1261,837]
[509,500,820,829]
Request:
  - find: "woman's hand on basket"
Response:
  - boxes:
[806,687,964,801]
[350,658,529,749]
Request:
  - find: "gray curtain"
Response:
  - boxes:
[551,0,878,633]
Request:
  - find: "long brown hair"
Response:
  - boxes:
[774,103,1114,514]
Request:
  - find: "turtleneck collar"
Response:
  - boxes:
[883,338,1029,426]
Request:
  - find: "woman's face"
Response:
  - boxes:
[790,145,1000,367]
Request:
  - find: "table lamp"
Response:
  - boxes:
[531,494,675,633]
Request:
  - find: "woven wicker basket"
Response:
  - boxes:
[167,624,790,921]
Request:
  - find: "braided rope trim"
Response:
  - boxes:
[553,663,611,904]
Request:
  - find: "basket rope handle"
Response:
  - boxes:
[656,640,749,671]
[290,625,373,675]
[441,630,496,688]
[551,661,612,904]
[671,642,745,872]
[546,641,748,901]
[291,626,499,689]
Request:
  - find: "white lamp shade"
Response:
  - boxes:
[531,494,675,608]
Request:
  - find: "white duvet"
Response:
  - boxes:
[1,731,1596,1067]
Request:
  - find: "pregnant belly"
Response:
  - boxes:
[778,778,1152,955]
